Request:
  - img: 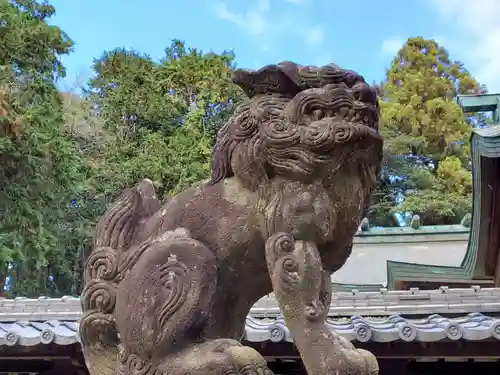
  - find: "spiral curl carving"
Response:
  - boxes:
[79,311,117,347]
[334,125,356,144]
[230,113,259,140]
[300,121,337,153]
[265,233,300,291]
[117,352,160,375]
[261,119,300,147]
[266,232,295,260]
[275,255,300,289]
[82,279,117,313]
[85,247,119,282]
[240,364,273,375]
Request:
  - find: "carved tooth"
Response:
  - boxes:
[313,109,324,121]
[349,109,356,120]
[350,111,359,124]
[357,114,364,125]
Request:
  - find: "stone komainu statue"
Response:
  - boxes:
[80,62,383,375]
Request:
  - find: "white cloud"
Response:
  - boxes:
[381,38,403,56]
[212,1,325,52]
[212,1,271,35]
[212,3,241,24]
[428,0,500,91]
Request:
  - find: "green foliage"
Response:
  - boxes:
[86,40,241,137]
[397,156,473,224]
[0,0,73,80]
[381,37,483,159]
[87,49,182,135]
[0,0,89,296]
[95,121,212,199]
[87,40,241,201]
[372,37,483,225]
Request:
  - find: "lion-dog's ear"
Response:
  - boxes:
[232,62,301,99]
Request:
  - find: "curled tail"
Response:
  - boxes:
[80,179,161,375]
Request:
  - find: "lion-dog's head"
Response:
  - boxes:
[210,62,383,242]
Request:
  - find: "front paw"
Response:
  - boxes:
[224,346,274,375]
[342,347,379,375]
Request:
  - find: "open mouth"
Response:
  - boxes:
[306,105,379,130]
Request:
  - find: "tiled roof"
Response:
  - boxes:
[2,287,500,346]
[1,312,500,347]
[0,320,79,346]
[246,313,500,343]
[2,286,500,321]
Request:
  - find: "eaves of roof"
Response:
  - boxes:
[1,312,500,347]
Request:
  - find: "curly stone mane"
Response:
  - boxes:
[210,61,382,191]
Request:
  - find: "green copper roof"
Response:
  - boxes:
[456,94,500,124]
[456,94,500,113]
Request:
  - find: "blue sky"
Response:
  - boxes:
[49,0,500,93]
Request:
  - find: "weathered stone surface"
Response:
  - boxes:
[80,62,382,375]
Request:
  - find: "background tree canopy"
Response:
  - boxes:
[369,37,486,226]
[0,1,488,296]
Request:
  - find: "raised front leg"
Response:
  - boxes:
[265,233,378,375]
